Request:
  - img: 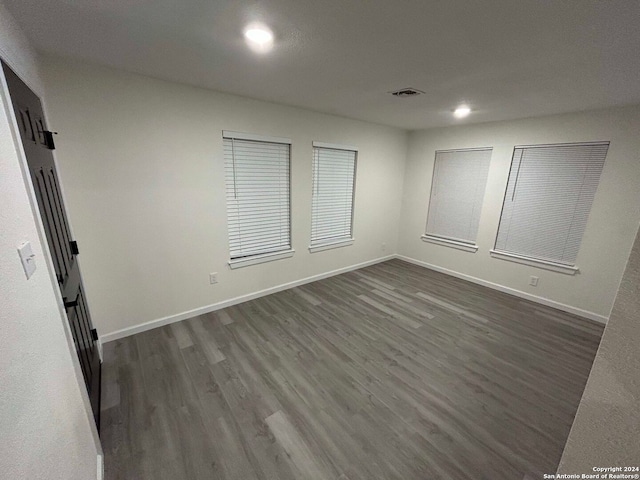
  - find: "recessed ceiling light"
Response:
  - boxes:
[244,24,274,53]
[453,105,471,118]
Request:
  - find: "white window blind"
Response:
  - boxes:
[311,144,357,249]
[494,142,609,266]
[223,133,291,261]
[424,148,492,248]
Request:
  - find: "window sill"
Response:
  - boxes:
[309,239,354,253]
[228,249,295,269]
[421,235,478,253]
[489,250,579,275]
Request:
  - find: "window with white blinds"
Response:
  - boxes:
[422,148,492,252]
[310,142,357,252]
[492,142,609,272]
[223,131,292,268]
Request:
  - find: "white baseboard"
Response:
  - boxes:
[100,255,395,343]
[97,454,104,480]
[100,251,608,343]
[395,254,608,324]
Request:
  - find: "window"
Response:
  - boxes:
[310,142,357,252]
[491,142,609,274]
[223,131,293,269]
[422,148,492,252]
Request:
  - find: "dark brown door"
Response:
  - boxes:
[2,61,101,428]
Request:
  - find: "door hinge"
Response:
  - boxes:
[91,328,99,341]
[63,297,78,309]
[43,130,56,150]
[70,240,79,255]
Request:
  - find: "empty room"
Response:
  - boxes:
[1,1,640,479]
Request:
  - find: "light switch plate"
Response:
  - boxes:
[18,241,36,279]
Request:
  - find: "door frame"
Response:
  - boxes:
[0,56,103,472]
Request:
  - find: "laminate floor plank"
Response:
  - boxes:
[170,321,194,349]
[265,410,333,480]
[186,316,226,365]
[101,259,602,480]
[216,309,235,326]
[291,286,323,306]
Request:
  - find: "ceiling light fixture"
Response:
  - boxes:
[244,24,274,53]
[453,105,471,118]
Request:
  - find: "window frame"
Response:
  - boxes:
[490,141,609,275]
[421,147,493,253]
[309,141,358,253]
[222,130,295,269]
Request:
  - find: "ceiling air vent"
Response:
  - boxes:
[390,88,425,98]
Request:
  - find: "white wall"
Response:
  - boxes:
[40,56,408,339]
[0,2,42,95]
[0,3,101,479]
[399,106,640,321]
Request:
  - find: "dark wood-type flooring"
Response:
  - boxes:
[100,259,603,480]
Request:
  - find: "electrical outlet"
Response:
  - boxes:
[209,272,218,284]
[18,241,36,279]
[529,276,539,287]
[381,242,387,252]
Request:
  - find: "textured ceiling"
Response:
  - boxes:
[5,0,640,129]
